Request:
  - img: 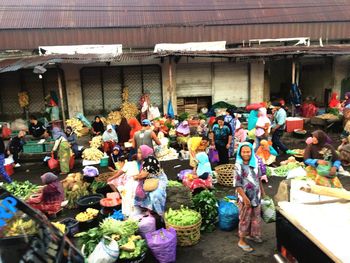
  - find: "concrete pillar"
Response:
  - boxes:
[161,58,177,115]
[333,55,350,95]
[61,64,84,118]
[249,62,265,103]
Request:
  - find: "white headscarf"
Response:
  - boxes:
[103,125,118,142]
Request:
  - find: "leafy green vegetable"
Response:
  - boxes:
[266,167,272,177]
[3,180,39,200]
[75,227,103,256]
[274,163,302,177]
[118,238,147,259]
[178,112,190,122]
[165,207,201,226]
[90,181,107,193]
[100,218,138,236]
[192,190,218,232]
[167,180,183,187]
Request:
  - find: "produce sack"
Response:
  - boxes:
[208,149,219,164]
[88,238,119,263]
[48,153,59,170]
[83,166,99,177]
[138,213,156,238]
[146,228,177,263]
[218,199,239,231]
[261,196,276,223]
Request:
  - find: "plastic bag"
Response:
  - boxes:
[146,228,177,263]
[76,112,92,128]
[138,213,156,238]
[177,169,193,181]
[48,153,59,170]
[88,238,119,263]
[286,166,307,179]
[208,149,219,164]
[149,106,161,120]
[261,196,276,223]
[218,199,239,231]
[83,166,99,177]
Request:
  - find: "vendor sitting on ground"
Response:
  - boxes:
[234,142,265,252]
[65,126,79,157]
[338,136,350,167]
[176,120,191,148]
[193,151,212,180]
[304,130,342,188]
[256,140,278,165]
[8,130,26,168]
[108,145,126,172]
[91,116,105,137]
[27,172,64,216]
[28,115,47,139]
[103,125,119,154]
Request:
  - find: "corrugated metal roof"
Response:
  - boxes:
[2,45,350,73]
[0,0,349,29]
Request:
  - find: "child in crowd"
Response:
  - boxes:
[256,140,278,165]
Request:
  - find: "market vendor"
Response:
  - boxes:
[28,115,47,139]
[108,145,125,172]
[27,172,64,216]
[304,130,342,188]
[329,92,341,109]
[0,129,12,183]
[212,116,232,164]
[338,136,350,167]
[65,126,79,156]
[45,91,60,122]
[8,130,26,168]
[102,125,119,154]
[117,117,131,145]
[133,119,160,150]
[341,92,350,108]
[193,151,212,179]
[128,118,142,142]
[176,120,191,148]
[234,142,265,252]
[91,116,105,136]
[52,127,71,175]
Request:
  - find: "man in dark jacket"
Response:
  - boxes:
[29,115,47,139]
[8,131,26,167]
[0,128,12,183]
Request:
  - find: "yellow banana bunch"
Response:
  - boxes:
[18,91,29,108]
[82,147,104,161]
[5,218,36,236]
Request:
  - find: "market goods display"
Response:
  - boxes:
[90,135,103,148]
[18,91,29,108]
[167,180,182,187]
[215,164,235,186]
[3,218,36,237]
[90,181,107,194]
[192,190,218,232]
[52,222,66,234]
[66,118,88,137]
[106,111,122,125]
[118,235,147,260]
[316,113,339,120]
[165,207,202,246]
[75,208,99,222]
[82,148,104,161]
[121,89,139,120]
[274,161,303,177]
[62,173,89,209]
[3,181,39,200]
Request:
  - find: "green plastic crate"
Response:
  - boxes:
[23,142,44,153]
[44,141,55,152]
[10,130,20,137]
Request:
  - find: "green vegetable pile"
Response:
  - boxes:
[192,190,218,232]
[274,162,302,177]
[266,167,272,177]
[100,218,138,236]
[165,207,201,226]
[118,237,147,260]
[3,181,39,200]
[90,181,107,194]
[167,180,183,187]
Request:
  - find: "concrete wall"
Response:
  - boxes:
[249,62,265,104]
[333,56,350,98]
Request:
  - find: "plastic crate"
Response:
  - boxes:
[44,140,55,152]
[23,142,44,153]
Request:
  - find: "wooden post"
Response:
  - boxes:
[57,69,66,129]
[292,61,296,84]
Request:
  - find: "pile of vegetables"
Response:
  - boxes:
[274,162,303,177]
[75,208,99,222]
[3,181,39,200]
[121,88,139,120]
[90,136,103,148]
[52,222,66,234]
[192,190,218,232]
[3,218,36,237]
[66,118,87,137]
[165,207,201,226]
[82,136,104,161]
[90,181,107,194]
[167,180,183,187]
[76,218,144,258]
[62,173,89,209]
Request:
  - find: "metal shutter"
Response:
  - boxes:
[143,65,162,108]
[81,68,103,115]
[176,63,212,97]
[123,67,143,105]
[0,72,22,118]
[213,63,249,106]
[102,67,123,111]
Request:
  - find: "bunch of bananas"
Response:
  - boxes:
[90,135,103,149]
[106,111,122,125]
[18,91,29,108]
[75,208,99,222]
[121,88,139,120]
[52,222,66,234]
[5,218,36,236]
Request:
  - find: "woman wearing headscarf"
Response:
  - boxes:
[52,127,71,175]
[45,91,60,121]
[212,116,232,164]
[255,108,271,151]
[329,92,340,108]
[128,118,142,141]
[304,130,342,188]
[117,117,132,145]
[65,126,79,156]
[103,124,119,154]
[176,120,191,148]
[92,116,105,136]
[234,142,265,252]
[342,92,350,108]
[27,172,64,216]
[108,145,125,172]
[225,109,236,157]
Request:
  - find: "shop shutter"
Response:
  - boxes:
[102,67,123,111]
[123,67,143,105]
[0,72,22,118]
[81,68,103,115]
[176,63,212,97]
[213,63,249,107]
[142,65,162,108]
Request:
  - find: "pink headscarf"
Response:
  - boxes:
[255,107,271,137]
[139,145,154,159]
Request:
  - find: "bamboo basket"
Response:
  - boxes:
[215,164,235,187]
[165,218,202,247]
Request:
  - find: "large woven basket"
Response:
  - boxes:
[165,218,202,247]
[215,164,235,187]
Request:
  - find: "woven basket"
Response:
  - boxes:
[95,172,114,182]
[165,218,202,247]
[215,164,235,187]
